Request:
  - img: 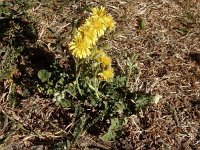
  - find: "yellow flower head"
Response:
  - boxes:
[103,15,115,30]
[85,17,106,37]
[68,34,91,59]
[94,50,112,67]
[99,56,112,67]
[98,67,114,81]
[91,6,115,30]
[68,6,115,59]
[91,6,106,18]
[78,24,98,45]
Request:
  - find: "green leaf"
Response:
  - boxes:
[114,101,125,114]
[72,114,86,144]
[134,94,155,111]
[53,90,74,108]
[100,128,116,142]
[140,19,145,30]
[100,117,128,141]
[38,70,51,82]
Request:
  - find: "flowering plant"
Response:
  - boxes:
[69,6,115,83]
[37,6,156,146]
[69,6,115,59]
[67,6,116,100]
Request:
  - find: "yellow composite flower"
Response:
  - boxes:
[94,50,112,67]
[91,6,106,18]
[68,34,91,59]
[99,55,112,67]
[68,6,115,59]
[78,24,98,45]
[91,6,115,30]
[102,15,115,30]
[98,67,114,81]
[85,17,107,37]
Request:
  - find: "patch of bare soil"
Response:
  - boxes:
[107,0,200,149]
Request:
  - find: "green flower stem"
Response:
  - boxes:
[74,57,85,96]
[94,68,101,99]
[76,76,82,96]
[125,65,131,99]
[94,77,100,99]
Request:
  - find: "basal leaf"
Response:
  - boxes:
[38,69,51,82]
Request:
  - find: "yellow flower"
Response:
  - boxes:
[91,6,106,18]
[94,50,112,67]
[103,15,115,30]
[78,24,98,45]
[68,34,91,59]
[68,6,116,59]
[91,6,115,30]
[98,67,114,81]
[85,17,106,37]
[99,55,112,67]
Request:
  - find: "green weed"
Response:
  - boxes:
[0,2,160,149]
[36,7,159,149]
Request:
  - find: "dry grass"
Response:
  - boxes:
[111,0,200,149]
[0,0,200,149]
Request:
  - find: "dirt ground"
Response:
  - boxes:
[0,0,200,149]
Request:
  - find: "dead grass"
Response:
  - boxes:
[112,0,200,149]
[0,0,200,149]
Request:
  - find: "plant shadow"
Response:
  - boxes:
[0,2,56,100]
